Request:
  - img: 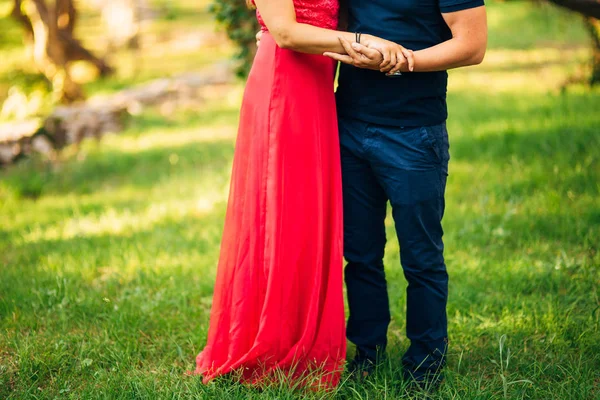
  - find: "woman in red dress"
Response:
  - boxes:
[194,0,410,388]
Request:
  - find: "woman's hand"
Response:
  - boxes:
[361,35,415,73]
[324,37,383,70]
[323,36,415,73]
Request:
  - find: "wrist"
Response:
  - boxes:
[404,50,417,72]
[360,34,375,45]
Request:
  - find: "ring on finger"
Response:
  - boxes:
[385,70,403,77]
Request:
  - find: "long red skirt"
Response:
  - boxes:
[194,33,346,387]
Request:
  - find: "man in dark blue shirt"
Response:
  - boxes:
[324,0,487,388]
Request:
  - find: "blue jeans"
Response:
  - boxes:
[339,116,449,380]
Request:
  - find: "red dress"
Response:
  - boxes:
[194,0,346,388]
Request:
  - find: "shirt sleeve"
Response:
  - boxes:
[439,0,484,13]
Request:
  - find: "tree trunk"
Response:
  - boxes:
[545,0,600,86]
[25,0,82,102]
[547,0,600,18]
[11,0,114,103]
[55,0,76,36]
[584,17,600,85]
[11,0,34,42]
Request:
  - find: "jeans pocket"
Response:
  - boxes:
[420,126,442,163]
[420,124,450,174]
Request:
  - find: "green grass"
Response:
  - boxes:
[1,0,600,399]
[485,1,590,50]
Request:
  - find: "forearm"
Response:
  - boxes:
[323,5,486,74]
[254,0,355,54]
[276,23,356,54]
[408,6,487,72]
[411,37,486,72]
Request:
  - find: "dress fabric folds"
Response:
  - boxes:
[194,31,346,387]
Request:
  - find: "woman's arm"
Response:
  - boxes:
[253,0,360,54]
[254,0,414,68]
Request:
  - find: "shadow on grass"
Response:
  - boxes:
[451,122,599,166]
[0,206,226,316]
[0,201,231,396]
[2,135,235,198]
[2,205,599,398]
[474,55,588,74]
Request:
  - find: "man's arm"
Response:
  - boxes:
[339,5,487,74]
[387,6,487,73]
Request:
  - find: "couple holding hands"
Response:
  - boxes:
[193,0,487,391]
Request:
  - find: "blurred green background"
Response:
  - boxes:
[0,0,599,399]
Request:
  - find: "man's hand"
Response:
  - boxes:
[324,37,415,73]
[361,36,415,73]
[323,37,384,70]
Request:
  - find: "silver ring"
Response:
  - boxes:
[386,71,402,77]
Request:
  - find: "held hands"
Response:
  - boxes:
[255,30,414,74]
[324,36,415,74]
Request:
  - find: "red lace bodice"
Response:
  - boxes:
[255,0,339,31]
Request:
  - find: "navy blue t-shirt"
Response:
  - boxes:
[336,0,484,127]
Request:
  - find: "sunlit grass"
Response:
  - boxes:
[1,0,600,399]
[450,47,590,93]
[485,1,589,49]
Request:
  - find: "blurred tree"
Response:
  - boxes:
[100,0,144,51]
[210,0,259,77]
[547,0,600,17]
[10,0,114,103]
[585,17,600,84]
[546,0,600,85]
[99,0,144,75]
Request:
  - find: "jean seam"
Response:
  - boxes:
[420,126,442,164]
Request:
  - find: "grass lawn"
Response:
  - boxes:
[1,1,599,399]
